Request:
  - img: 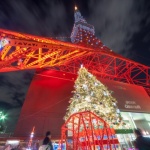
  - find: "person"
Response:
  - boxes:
[39,131,53,150]
[4,144,11,150]
[134,128,150,150]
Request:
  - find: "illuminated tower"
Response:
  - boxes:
[10,6,150,140]
[71,6,103,48]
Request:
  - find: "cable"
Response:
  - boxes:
[35,73,75,82]
[19,95,71,121]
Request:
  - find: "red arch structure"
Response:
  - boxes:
[61,111,120,150]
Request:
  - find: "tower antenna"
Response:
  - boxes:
[75,5,78,11]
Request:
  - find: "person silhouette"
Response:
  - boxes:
[43,131,53,150]
[134,128,150,150]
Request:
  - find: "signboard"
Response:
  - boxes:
[98,78,150,113]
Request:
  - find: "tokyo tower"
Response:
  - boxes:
[0,7,149,139]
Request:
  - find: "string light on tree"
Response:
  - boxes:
[64,66,127,129]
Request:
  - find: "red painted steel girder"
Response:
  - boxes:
[0,29,150,93]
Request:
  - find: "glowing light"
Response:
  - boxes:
[75,6,78,10]
[0,112,6,120]
[0,38,9,48]
[80,64,83,68]
[1,115,6,120]
[6,140,20,145]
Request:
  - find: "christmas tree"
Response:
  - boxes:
[64,66,125,128]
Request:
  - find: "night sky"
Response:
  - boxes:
[0,0,150,133]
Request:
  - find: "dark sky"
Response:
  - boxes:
[0,0,150,132]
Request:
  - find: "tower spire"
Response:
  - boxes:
[75,6,78,11]
[71,6,103,48]
[74,6,87,23]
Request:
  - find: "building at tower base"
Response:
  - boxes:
[14,69,150,139]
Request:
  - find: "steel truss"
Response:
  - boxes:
[61,111,120,150]
[0,29,150,95]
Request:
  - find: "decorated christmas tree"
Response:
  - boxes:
[64,66,126,129]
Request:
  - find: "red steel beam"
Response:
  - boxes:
[0,29,149,95]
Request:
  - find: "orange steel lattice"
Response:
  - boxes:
[0,29,150,95]
[61,111,120,150]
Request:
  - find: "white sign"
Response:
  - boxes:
[124,101,141,110]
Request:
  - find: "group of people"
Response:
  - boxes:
[2,129,150,150]
[39,129,150,150]
[41,129,150,150]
